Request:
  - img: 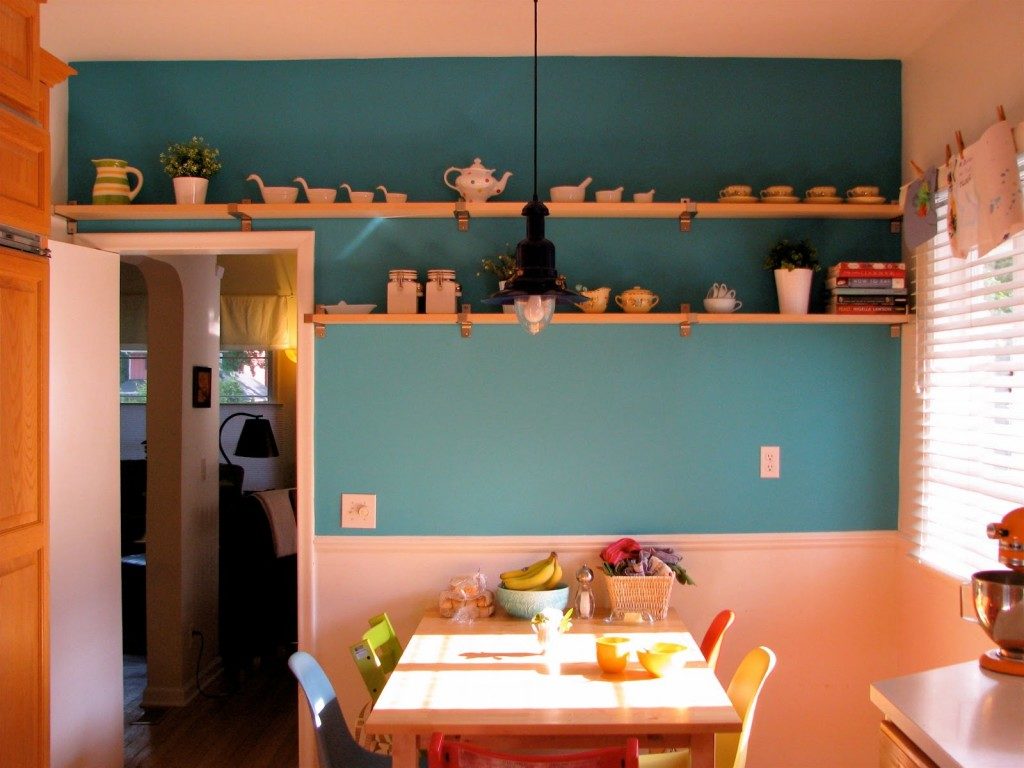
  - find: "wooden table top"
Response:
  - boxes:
[365,609,741,739]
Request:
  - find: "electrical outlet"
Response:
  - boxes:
[760,446,780,479]
[341,493,377,529]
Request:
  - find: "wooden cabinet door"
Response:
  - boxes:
[0,245,48,768]
[0,0,41,119]
[879,721,939,768]
[0,105,48,234]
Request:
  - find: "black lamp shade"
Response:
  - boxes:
[219,412,279,464]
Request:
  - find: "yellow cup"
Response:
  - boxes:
[596,636,631,673]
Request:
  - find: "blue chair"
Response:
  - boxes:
[289,650,391,768]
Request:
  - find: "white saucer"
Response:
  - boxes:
[719,195,759,203]
[846,196,887,204]
[804,196,843,204]
[761,196,801,204]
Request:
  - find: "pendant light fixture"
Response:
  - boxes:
[483,0,584,334]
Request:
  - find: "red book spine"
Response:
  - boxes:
[827,304,909,315]
[829,268,907,278]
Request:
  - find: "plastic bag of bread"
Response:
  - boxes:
[439,570,494,622]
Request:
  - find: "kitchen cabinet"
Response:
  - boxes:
[871,661,1024,768]
[0,0,74,237]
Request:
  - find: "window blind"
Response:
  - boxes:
[910,157,1024,579]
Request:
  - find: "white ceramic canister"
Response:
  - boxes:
[425,269,461,314]
[387,269,422,314]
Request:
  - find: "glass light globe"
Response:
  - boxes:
[514,295,555,335]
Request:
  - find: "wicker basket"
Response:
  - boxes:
[602,572,674,619]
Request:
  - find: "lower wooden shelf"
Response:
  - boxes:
[304,308,910,339]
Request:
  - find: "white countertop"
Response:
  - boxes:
[870,660,1024,768]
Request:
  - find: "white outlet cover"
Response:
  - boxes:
[341,493,377,529]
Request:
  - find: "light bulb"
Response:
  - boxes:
[514,295,555,335]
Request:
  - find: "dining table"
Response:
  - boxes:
[364,608,741,768]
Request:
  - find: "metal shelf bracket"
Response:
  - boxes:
[458,303,473,337]
[890,217,902,234]
[454,201,470,232]
[228,203,253,232]
[890,323,902,338]
[678,200,698,233]
[679,303,692,336]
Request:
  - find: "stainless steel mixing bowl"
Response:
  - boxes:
[972,570,1024,660]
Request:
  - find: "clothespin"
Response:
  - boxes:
[997,104,1006,121]
[955,130,965,157]
[910,160,924,179]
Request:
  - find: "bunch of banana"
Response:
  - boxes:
[500,552,563,591]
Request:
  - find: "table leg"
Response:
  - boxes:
[689,733,714,768]
[390,734,418,768]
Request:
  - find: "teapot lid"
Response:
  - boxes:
[623,285,653,294]
[464,157,493,173]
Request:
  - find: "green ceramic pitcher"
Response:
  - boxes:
[91,158,143,204]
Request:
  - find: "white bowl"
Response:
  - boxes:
[304,188,337,203]
[345,190,375,203]
[633,191,654,203]
[384,192,408,203]
[595,189,623,203]
[550,186,586,202]
[322,302,376,314]
[259,186,299,204]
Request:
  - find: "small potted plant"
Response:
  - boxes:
[479,246,518,313]
[764,238,820,314]
[159,136,222,204]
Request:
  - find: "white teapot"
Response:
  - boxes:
[443,157,512,202]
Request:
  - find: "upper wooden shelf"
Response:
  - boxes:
[53,199,903,232]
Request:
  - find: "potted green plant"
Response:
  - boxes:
[159,136,222,204]
[764,238,820,314]
[479,246,517,313]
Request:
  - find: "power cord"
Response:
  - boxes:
[191,630,229,699]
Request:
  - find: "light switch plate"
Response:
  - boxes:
[341,493,377,529]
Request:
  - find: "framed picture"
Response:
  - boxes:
[192,365,212,408]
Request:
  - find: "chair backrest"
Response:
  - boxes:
[350,612,403,703]
[428,733,639,768]
[717,646,777,768]
[699,609,736,673]
[288,651,390,768]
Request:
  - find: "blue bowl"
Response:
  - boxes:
[495,584,570,619]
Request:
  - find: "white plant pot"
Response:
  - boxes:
[172,176,209,204]
[498,280,515,314]
[774,268,814,314]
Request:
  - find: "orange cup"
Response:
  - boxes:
[596,636,631,673]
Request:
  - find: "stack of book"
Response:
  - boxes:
[826,262,908,315]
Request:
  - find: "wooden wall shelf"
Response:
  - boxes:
[53,200,903,233]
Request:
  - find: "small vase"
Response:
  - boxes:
[774,268,814,314]
[173,176,209,204]
[498,280,515,314]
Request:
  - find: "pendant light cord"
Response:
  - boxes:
[532,0,539,202]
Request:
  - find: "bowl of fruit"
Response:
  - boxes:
[496,552,569,619]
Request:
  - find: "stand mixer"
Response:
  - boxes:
[971,506,1024,675]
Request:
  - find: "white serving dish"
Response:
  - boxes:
[322,302,377,314]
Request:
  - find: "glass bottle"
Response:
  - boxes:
[574,563,595,620]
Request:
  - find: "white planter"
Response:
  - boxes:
[172,176,209,204]
[774,268,814,314]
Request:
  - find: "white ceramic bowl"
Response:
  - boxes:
[550,186,586,202]
[322,302,376,314]
[595,189,623,203]
[303,187,337,203]
[384,192,408,203]
[345,190,375,203]
[633,191,654,203]
[495,584,569,619]
[259,186,299,204]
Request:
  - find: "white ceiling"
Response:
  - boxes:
[41,0,972,63]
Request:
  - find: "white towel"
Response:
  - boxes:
[253,489,296,557]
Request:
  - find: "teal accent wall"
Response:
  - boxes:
[68,56,903,535]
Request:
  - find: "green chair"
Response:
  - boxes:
[350,612,403,703]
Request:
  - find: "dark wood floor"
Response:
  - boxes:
[124,654,298,768]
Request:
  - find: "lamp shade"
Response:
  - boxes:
[219,412,279,464]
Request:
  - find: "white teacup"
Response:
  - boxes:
[760,185,794,198]
[805,185,837,198]
[846,185,879,198]
[703,297,742,313]
[719,184,752,198]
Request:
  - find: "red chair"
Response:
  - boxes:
[428,734,639,768]
[699,609,736,673]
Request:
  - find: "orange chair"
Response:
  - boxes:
[428,733,639,768]
[699,609,735,673]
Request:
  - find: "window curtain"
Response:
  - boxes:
[220,295,294,350]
